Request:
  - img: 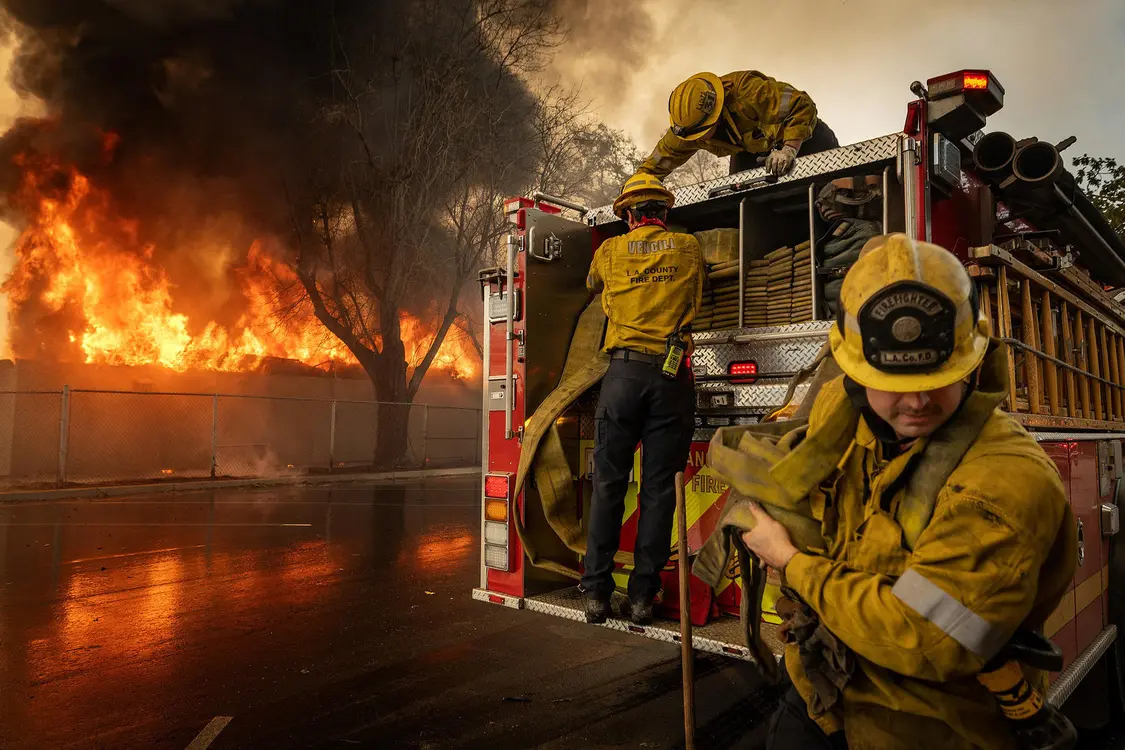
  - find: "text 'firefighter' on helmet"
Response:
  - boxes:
[828,234,991,392]
[612,173,676,219]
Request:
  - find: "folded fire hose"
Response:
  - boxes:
[509,297,622,580]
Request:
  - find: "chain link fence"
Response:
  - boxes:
[0,388,481,489]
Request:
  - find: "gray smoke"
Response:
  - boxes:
[0,0,546,357]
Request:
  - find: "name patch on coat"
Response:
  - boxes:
[628,238,678,255]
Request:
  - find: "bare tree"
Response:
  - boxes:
[664,150,728,190]
[284,0,561,465]
[530,87,644,209]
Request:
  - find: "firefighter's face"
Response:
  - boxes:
[865,381,967,440]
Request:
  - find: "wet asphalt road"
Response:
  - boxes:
[0,477,778,749]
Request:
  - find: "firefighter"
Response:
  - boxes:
[737,235,1078,749]
[581,173,703,626]
[636,70,839,180]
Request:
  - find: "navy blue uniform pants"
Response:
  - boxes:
[580,356,695,601]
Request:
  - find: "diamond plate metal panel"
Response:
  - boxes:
[693,322,830,413]
[523,587,783,663]
[472,587,523,610]
[586,134,902,226]
[579,414,595,440]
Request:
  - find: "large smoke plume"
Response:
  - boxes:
[0,0,546,362]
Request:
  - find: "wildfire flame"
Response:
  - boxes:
[2,143,477,380]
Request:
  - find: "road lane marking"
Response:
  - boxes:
[186,716,233,750]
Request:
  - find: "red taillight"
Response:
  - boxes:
[728,361,758,385]
[485,473,511,499]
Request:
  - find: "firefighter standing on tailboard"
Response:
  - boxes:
[580,174,703,626]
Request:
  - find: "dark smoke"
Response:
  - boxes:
[0,0,543,347]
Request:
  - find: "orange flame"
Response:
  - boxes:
[2,146,477,380]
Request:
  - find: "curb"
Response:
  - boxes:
[0,466,481,503]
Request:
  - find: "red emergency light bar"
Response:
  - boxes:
[926,69,1004,103]
[923,69,1005,140]
[728,360,758,385]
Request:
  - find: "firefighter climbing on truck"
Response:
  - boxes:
[636,70,840,179]
[697,234,1080,749]
[580,173,704,626]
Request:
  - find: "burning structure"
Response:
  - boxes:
[0,0,522,397]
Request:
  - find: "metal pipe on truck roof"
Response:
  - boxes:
[530,192,590,215]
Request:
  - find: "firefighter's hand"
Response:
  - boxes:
[741,501,799,571]
[762,145,798,176]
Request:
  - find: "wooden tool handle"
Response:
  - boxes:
[676,471,696,750]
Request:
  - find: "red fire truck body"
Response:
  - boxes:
[474,70,1125,724]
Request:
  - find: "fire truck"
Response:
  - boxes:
[474,69,1125,726]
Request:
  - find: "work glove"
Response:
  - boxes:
[776,587,855,715]
[759,144,798,176]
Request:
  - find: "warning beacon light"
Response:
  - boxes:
[923,69,1005,140]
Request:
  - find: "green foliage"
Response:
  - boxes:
[1073,154,1125,240]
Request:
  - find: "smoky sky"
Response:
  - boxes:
[0,0,545,237]
[550,0,1125,167]
[0,0,550,356]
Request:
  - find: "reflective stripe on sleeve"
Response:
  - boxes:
[891,568,1007,659]
[778,86,794,119]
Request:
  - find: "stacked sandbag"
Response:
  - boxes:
[696,258,741,331]
[694,228,739,266]
[790,241,813,323]
[764,246,794,326]
[744,258,770,328]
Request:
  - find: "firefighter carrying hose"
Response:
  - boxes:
[581,174,703,626]
[636,70,839,180]
[725,235,1078,748]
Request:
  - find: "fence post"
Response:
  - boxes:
[57,385,70,486]
[422,404,429,470]
[210,394,218,478]
[329,399,337,471]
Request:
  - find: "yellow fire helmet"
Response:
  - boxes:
[668,72,724,141]
[828,234,991,392]
[612,172,675,219]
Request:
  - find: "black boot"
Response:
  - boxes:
[628,596,654,626]
[585,596,610,624]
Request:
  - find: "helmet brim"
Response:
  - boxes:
[829,321,991,393]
